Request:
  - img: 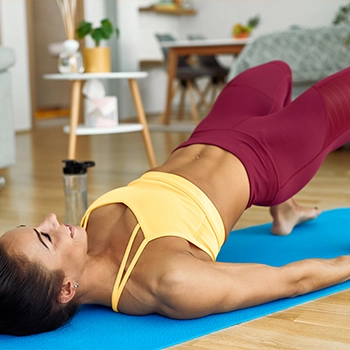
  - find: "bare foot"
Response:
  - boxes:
[269,198,321,236]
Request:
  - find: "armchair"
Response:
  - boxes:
[229,25,350,99]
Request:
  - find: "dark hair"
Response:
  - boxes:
[0,243,80,336]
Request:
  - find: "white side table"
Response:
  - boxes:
[44,72,157,168]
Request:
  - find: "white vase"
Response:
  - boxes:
[58,40,85,74]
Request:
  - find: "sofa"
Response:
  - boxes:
[228,25,350,99]
[0,46,16,177]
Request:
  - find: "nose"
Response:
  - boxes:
[37,213,59,230]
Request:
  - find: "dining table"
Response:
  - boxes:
[160,38,250,124]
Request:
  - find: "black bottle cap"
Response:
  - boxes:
[62,160,95,174]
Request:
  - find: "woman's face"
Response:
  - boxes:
[0,213,88,279]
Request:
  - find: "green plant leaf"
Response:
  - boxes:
[247,15,260,28]
[101,21,113,39]
[75,18,119,46]
[91,28,104,46]
[345,34,350,47]
[76,20,92,39]
[333,2,350,47]
[333,3,350,25]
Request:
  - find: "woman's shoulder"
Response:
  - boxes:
[117,241,203,316]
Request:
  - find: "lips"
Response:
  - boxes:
[65,224,75,238]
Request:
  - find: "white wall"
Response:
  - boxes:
[138,0,346,61]
[0,0,32,131]
[179,0,345,41]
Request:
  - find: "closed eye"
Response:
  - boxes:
[33,228,50,249]
[17,225,52,247]
[41,232,52,242]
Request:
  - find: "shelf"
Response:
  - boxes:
[139,5,196,16]
[44,72,148,81]
[63,123,144,136]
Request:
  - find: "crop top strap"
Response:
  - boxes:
[111,223,148,312]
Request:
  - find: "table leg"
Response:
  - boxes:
[128,78,157,168]
[162,48,178,125]
[68,80,82,159]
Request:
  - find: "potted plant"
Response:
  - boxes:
[76,18,119,72]
[232,15,260,39]
[333,3,350,46]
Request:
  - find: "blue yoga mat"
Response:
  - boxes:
[2,208,350,350]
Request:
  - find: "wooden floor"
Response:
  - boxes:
[1,120,350,349]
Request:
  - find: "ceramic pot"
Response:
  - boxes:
[233,32,249,39]
[83,47,111,73]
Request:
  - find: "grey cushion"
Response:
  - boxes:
[229,25,350,84]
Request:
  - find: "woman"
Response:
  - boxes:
[1,60,350,336]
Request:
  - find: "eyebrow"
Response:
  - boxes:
[33,228,49,249]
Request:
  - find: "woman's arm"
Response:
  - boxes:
[156,255,350,319]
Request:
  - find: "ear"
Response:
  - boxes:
[57,280,77,304]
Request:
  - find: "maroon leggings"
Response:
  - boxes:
[175,61,350,207]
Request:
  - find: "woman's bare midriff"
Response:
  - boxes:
[151,144,251,236]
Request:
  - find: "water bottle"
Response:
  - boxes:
[62,160,95,225]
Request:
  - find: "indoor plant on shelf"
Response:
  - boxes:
[232,15,260,39]
[76,18,119,72]
[333,2,350,46]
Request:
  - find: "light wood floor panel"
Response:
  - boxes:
[1,123,350,348]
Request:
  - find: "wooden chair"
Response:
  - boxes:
[155,34,211,123]
[188,34,229,109]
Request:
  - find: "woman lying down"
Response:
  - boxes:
[1,61,350,335]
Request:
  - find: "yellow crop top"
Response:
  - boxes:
[80,171,225,312]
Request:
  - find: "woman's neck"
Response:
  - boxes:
[72,253,114,306]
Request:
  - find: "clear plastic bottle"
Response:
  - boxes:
[62,160,95,225]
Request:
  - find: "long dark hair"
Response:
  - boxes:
[0,243,80,336]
